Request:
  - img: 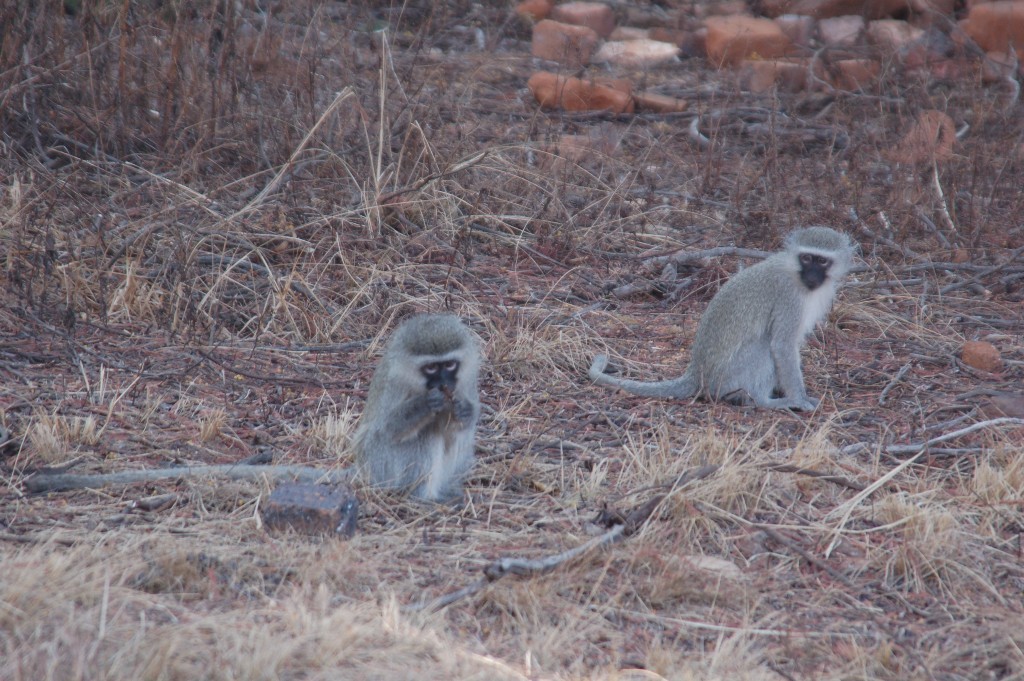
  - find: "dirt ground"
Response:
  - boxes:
[2,1,1023,679]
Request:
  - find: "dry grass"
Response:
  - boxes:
[2,1,1024,680]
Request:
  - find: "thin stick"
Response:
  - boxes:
[407,524,626,613]
[878,362,912,406]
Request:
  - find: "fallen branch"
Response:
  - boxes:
[407,524,626,613]
[24,464,354,493]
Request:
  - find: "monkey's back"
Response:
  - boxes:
[686,255,806,394]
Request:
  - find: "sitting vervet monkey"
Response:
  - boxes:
[590,226,855,411]
[354,313,481,501]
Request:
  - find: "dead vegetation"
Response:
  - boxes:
[2,1,1023,679]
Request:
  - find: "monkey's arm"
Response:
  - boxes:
[768,332,818,411]
[385,389,476,443]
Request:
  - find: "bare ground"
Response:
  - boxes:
[2,2,1024,679]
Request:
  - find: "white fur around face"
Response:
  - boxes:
[801,281,837,338]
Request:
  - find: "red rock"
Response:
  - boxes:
[818,15,865,47]
[531,19,601,66]
[962,1,1024,58]
[866,19,925,52]
[550,1,616,38]
[705,15,794,66]
[741,58,810,92]
[961,340,1002,372]
[982,48,1019,82]
[516,0,553,21]
[828,58,881,89]
[888,109,956,163]
[527,71,636,113]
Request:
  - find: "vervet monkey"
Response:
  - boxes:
[354,313,481,501]
[590,226,855,411]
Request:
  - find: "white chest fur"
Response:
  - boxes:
[800,281,837,339]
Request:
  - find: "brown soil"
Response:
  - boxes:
[1,2,1023,679]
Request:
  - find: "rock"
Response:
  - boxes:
[516,0,553,21]
[866,19,925,53]
[705,15,794,66]
[961,340,1002,372]
[962,1,1024,58]
[261,483,359,538]
[531,19,601,66]
[610,26,649,40]
[539,124,623,171]
[775,14,817,46]
[982,48,1020,82]
[741,58,810,92]
[888,109,956,164]
[759,0,914,20]
[550,1,616,38]
[593,39,681,67]
[826,58,882,89]
[527,71,636,113]
[647,27,706,57]
[818,15,865,47]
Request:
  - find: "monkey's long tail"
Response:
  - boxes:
[588,354,698,399]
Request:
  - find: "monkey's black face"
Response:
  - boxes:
[798,252,832,290]
[422,359,459,392]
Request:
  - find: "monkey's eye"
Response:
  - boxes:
[800,253,813,265]
[422,364,439,375]
[443,360,458,372]
[814,255,831,266]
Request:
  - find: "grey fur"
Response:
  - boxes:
[354,313,481,501]
[589,226,855,411]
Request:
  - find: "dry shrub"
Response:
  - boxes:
[0,538,525,681]
[873,492,965,592]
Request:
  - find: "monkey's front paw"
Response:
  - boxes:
[453,398,475,423]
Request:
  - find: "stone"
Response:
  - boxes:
[818,15,865,47]
[610,26,649,40]
[531,19,601,66]
[741,58,811,92]
[646,27,704,57]
[550,1,617,37]
[866,19,925,53]
[775,14,817,46]
[759,0,916,20]
[593,39,681,67]
[527,71,636,113]
[961,1,1024,58]
[516,0,553,21]
[826,58,882,89]
[705,15,794,66]
[889,109,956,163]
[961,340,1002,372]
[261,483,359,537]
